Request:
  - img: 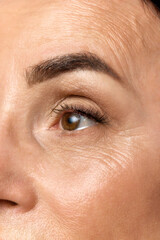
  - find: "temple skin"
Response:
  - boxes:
[0,0,160,239]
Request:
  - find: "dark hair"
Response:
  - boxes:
[150,0,160,10]
[145,0,160,13]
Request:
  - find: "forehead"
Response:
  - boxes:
[0,0,159,81]
[0,0,154,42]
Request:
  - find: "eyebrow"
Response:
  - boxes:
[26,52,122,87]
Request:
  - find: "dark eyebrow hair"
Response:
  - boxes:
[26,52,122,87]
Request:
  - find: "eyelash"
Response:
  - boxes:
[52,103,108,124]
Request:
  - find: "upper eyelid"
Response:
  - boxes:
[49,95,87,116]
[53,103,75,113]
[52,103,108,124]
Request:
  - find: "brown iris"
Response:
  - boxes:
[61,112,81,131]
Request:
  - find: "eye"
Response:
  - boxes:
[51,102,107,132]
[60,112,96,131]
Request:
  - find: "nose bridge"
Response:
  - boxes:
[0,45,20,116]
[0,111,22,175]
[0,112,16,155]
[0,16,38,214]
[0,111,38,213]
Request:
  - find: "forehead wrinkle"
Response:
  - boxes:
[6,0,157,48]
[15,1,157,72]
[2,0,159,86]
[9,1,159,59]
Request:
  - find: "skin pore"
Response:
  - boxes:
[0,0,160,239]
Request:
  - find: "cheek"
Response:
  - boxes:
[35,132,160,238]
[35,143,130,231]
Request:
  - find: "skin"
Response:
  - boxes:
[0,0,160,239]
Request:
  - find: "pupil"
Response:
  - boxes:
[61,112,81,131]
